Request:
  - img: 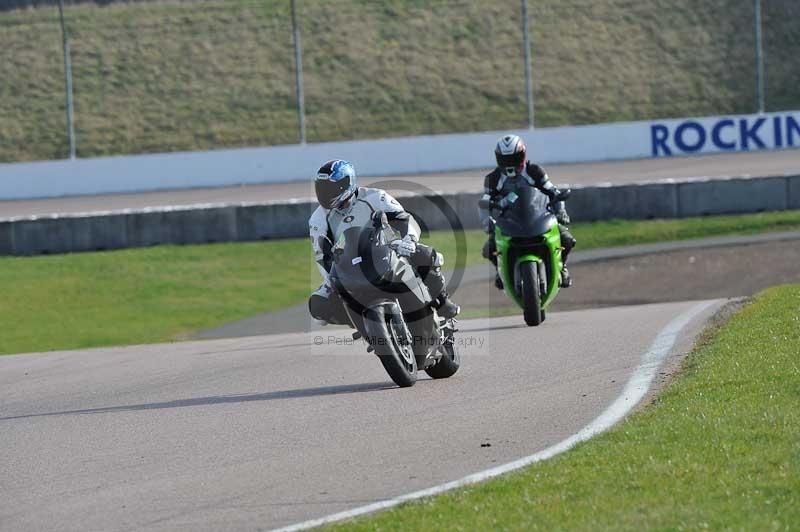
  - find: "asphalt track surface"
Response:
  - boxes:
[0,300,724,532]
[4,235,796,530]
[2,149,799,218]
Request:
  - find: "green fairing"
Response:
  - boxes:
[494,222,563,311]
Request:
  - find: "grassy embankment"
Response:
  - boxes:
[2,210,800,355]
[329,284,800,530]
[2,0,798,162]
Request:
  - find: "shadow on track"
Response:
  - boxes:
[0,381,395,422]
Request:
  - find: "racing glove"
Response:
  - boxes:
[555,202,570,225]
[393,234,417,257]
[498,191,519,209]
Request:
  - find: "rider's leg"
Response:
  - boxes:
[482,236,503,290]
[558,224,576,288]
[308,284,351,325]
[412,244,460,319]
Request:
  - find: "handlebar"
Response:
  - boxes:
[481,188,571,214]
[554,188,572,202]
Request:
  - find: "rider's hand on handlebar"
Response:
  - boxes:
[555,206,570,225]
[392,234,417,257]
[498,191,518,210]
[547,188,572,221]
[554,187,571,202]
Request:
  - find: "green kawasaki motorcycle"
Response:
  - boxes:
[479,186,571,326]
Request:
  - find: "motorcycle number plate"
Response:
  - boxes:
[352,256,363,265]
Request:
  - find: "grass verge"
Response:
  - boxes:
[0,240,314,355]
[2,210,800,355]
[328,285,800,530]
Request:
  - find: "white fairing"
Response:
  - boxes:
[308,187,419,286]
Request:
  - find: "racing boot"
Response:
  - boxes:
[494,272,504,290]
[425,269,460,318]
[560,266,572,288]
[558,225,576,288]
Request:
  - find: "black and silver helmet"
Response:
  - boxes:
[495,134,527,177]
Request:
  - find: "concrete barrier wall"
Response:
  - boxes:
[788,175,800,209]
[0,175,797,256]
[677,176,788,217]
[1,110,798,200]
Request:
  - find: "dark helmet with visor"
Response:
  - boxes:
[314,159,357,209]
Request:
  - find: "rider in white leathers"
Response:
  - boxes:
[308,159,460,325]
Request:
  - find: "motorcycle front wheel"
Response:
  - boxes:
[365,306,417,387]
[519,261,543,326]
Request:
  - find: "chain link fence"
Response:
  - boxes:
[0,0,798,163]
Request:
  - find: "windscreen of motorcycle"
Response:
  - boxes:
[495,185,556,238]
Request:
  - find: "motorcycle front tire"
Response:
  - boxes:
[519,262,543,327]
[363,305,418,387]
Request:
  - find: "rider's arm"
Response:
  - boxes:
[362,189,421,241]
[524,162,570,225]
[524,162,559,197]
[308,207,332,284]
[479,171,502,234]
[479,170,521,231]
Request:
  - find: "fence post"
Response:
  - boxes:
[57,0,76,159]
[754,0,765,113]
[521,0,534,129]
[290,0,307,144]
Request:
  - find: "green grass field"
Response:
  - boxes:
[330,284,800,530]
[0,239,314,355]
[1,210,799,356]
[1,0,798,162]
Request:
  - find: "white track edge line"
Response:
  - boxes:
[272,300,718,532]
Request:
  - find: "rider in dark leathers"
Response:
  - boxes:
[479,134,576,290]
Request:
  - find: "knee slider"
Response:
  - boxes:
[308,294,329,321]
[481,240,494,259]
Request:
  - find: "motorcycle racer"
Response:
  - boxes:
[308,159,460,325]
[479,134,576,290]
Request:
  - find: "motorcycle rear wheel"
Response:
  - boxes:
[425,337,460,379]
